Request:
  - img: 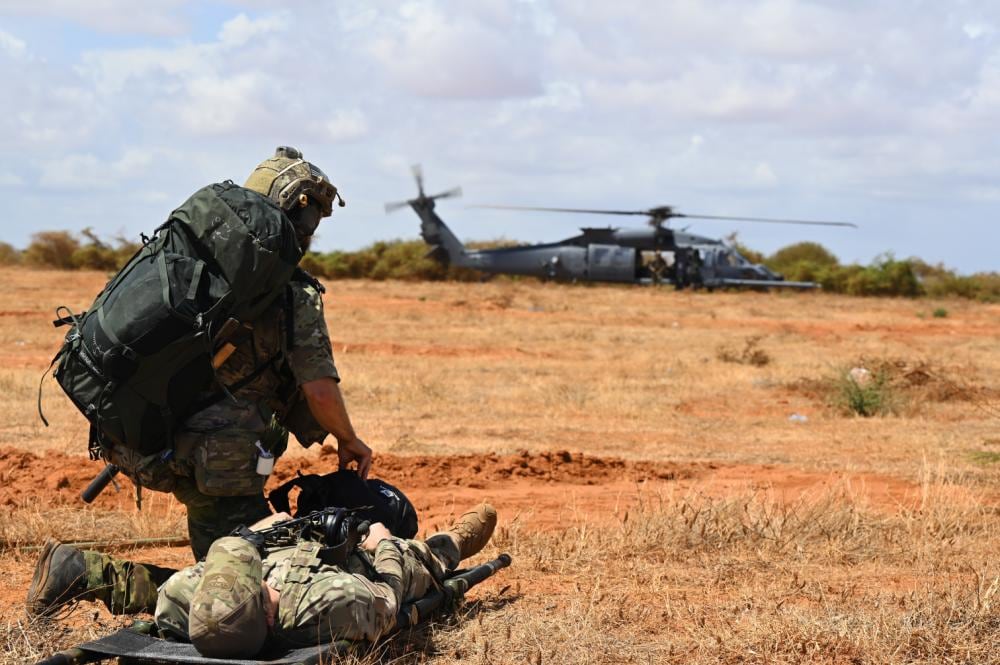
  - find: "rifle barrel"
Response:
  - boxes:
[81,465,119,504]
[396,553,512,629]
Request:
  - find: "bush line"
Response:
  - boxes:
[1,231,997,300]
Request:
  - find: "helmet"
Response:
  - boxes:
[188,537,268,658]
[244,146,344,218]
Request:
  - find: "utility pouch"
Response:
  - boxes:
[102,444,177,493]
[187,403,269,496]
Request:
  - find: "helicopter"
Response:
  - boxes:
[385,166,856,289]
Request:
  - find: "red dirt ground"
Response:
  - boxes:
[0,445,926,537]
[0,444,937,627]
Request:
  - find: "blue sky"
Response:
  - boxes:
[1,0,998,273]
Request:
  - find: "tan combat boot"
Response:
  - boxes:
[445,503,497,560]
[25,539,89,617]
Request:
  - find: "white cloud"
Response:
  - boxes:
[217,12,289,47]
[172,73,276,135]
[3,0,190,35]
[3,1,1000,272]
[0,172,24,186]
[963,22,995,39]
[529,81,582,111]
[324,109,369,142]
[39,149,157,189]
[39,153,104,188]
[0,29,27,59]
[368,3,543,99]
[752,162,778,187]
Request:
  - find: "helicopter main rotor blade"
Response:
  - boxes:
[431,186,463,200]
[471,204,651,216]
[411,164,425,197]
[384,200,411,214]
[676,213,857,228]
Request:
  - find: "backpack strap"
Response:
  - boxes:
[186,352,283,417]
[284,285,295,351]
[292,267,325,294]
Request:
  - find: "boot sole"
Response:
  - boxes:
[25,539,60,617]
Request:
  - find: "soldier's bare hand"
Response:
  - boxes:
[362,522,392,551]
[338,436,373,479]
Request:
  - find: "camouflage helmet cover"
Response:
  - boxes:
[245,146,343,217]
[188,537,268,658]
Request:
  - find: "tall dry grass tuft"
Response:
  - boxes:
[0,493,186,553]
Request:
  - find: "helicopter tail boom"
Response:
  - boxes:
[385,165,468,267]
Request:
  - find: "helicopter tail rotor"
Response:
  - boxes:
[412,163,425,198]
[385,164,462,214]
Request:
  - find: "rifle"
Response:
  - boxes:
[80,464,119,503]
[234,506,372,568]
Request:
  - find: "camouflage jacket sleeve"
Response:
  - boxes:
[286,281,339,385]
[371,539,405,608]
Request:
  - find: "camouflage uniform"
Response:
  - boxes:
[156,534,460,646]
[168,280,339,559]
[64,551,176,615]
[52,283,340,612]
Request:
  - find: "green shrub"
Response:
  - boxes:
[0,241,21,265]
[834,368,899,417]
[723,233,766,264]
[297,239,516,282]
[932,307,948,318]
[843,254,922,297]
[969,451,1000,466]
[24,231,80,269]
[767,242,839,275]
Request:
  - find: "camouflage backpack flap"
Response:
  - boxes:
[50,182,304,458]
[169,182,302,323]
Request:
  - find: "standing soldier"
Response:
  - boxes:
[26,147,373,617]
[171,146,373,559]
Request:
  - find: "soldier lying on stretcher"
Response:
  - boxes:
[26,503,497,658]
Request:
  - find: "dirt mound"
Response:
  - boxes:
[0,447,693,510]
[282,447,691,487]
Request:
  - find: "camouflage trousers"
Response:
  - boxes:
[156,534,461,645]
[172,476,271,560]
[74,478,270,616]
[80,551,175,615]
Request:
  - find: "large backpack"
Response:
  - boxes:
[46,181,303,457]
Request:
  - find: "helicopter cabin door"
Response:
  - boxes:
[586,244,637,282]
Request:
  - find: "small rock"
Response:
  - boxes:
[48,473,71,490]
[788,413,808,423]
[848,367,872,387]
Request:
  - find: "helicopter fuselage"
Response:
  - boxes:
[398,180,818,289]
[457,226,807,287]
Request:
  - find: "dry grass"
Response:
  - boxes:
[165,476,993,665]
[8,482,998,665]
[716,335,772,367]
[1,269,1000,664]
[349,474,1000,664]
